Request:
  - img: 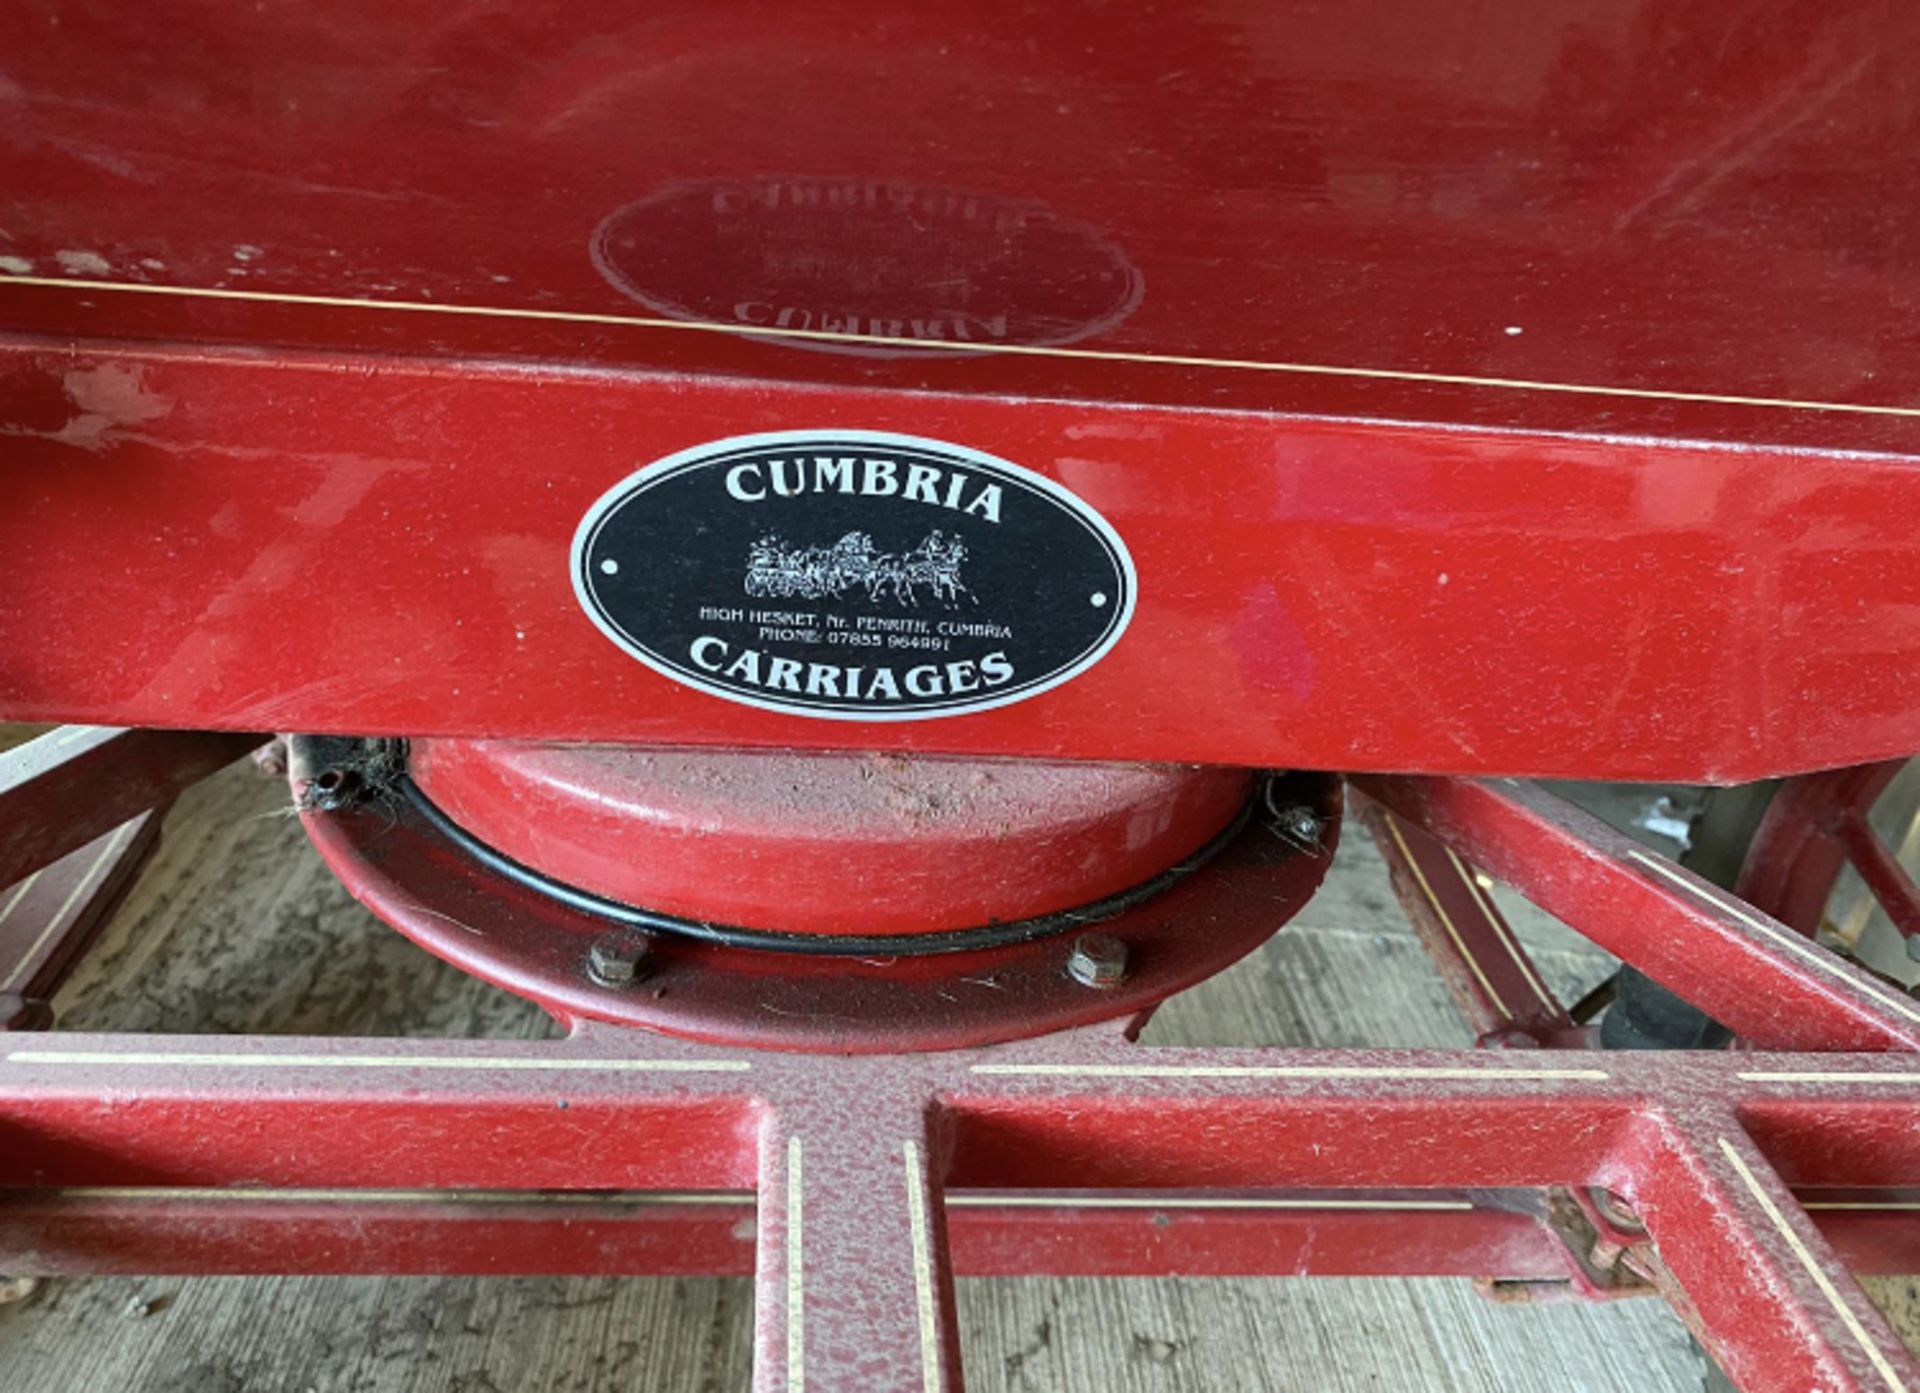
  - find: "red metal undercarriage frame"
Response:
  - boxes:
[4,732,1920,1392]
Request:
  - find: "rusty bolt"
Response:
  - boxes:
[1276,804,1322,847]
[1067,933,1129,989]
[250,738,290,779]
[587,932,654,988]
[1587,1186,1646,1234]
[1476,1026,1544,1051]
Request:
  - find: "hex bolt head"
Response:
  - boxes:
[1276,805,1322,847]
[1067,933,1129,990]
[587,932,654,988]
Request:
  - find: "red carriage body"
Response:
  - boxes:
[4,4,1920,1388]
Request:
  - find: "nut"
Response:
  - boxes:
[1067,933,1129,989]
[288,735,402,813]
[1587,1186,1646,1234]
[587,932,654,987]
[305,767,363,813]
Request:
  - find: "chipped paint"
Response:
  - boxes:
[36,363,174,452]
[54,250,112,276]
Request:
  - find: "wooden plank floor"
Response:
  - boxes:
[0,756,1913,1391]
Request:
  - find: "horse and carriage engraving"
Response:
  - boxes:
[744,530,972,607]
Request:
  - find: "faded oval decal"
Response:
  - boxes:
[591,177,1142,357]
[572,431,1135,720]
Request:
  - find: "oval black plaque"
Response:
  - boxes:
[572,431,1136,720]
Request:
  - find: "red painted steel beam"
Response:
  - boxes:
[1355,775,1920,1052]
[1359,798,1580,1047]
[0,726,260,888]
[0,1188,1581,1282]
[1833,811,1920,944]
[1799,1193,1920,1278]
[0,1190,760,1279]
[943,1192,1573,1283]
[753,1096,963,1393]
[1737,762,1907,935]
[0,812,162,1029]
[7,1185,1909,1285]
[1,1033,1918,1390]
[945,1051,1920,1190]
[945,1073,1635,1193]
[5,1035,1920,1190]
[1634,1118,1919,1393]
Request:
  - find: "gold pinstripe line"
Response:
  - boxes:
[5,1050,749,1072]
[1382,816,1512,1019]
[903,1139,944,1393]
[26,1187,1477,1212]
[970,1062,1609,1081]
[1627,851,1920,1027]
[6,272,1920,420]
[786,1136,804,1392]
[38,1186,746,1204]
[1443,848,1560,1014]
[1716,1137,1910,1391]
[1802,1202,1920,1212]
[948,1195,1474,1211]
[1739,1072,1920,1085]
[0,872,43,932]
[0,822,133,993]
